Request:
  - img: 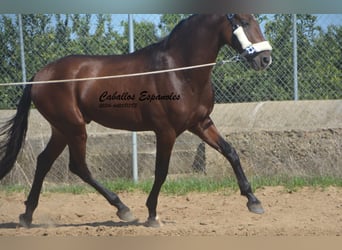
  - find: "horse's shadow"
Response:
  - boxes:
[0,219,146,229]
[0,222,18,229]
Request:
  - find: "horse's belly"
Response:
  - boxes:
[86,107,150,131]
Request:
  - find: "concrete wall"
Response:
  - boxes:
[0,99,341,185]
[207,100,342,178]
[211,99,342,132]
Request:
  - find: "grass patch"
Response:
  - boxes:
[0,184,27,193]
[251,175,342,192]
[106,176,240,195]
[44,184,93,194]
[160,177,238,195]
[1,176,341,195]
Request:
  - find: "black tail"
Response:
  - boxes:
[0,83,32,179]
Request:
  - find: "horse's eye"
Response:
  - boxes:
[241,20,249,28]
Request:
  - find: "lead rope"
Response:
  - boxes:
[0,55,242,87]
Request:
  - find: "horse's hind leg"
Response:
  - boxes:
[67,126,135,222]
[189,117,264,214]
[19,128,67,228]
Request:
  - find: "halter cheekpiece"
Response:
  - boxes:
[226,14,272,57]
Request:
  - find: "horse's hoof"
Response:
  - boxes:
[19,214,32,228]
[145,216,163,228]
[116,208,136,222]
[247,200,264,214]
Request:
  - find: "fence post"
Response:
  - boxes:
[128,14,139,183]
[292,14,298,101]
[18,14,27,83]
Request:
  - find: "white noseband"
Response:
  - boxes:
[227,14,272,57]
[233,26,272,56]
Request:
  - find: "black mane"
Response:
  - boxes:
[131,15,199,54]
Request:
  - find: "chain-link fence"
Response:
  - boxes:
[0,14,341,186]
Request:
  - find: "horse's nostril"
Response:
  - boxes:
[263,56,270,65]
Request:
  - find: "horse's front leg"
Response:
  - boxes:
[189,117,264,214]
[145,130,176,227]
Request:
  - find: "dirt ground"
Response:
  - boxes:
[0,186,341,236]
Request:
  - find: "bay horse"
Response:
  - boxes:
[0,14,272,228]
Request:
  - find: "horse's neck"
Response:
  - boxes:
[162,16,223,89]
[168,15,223,65]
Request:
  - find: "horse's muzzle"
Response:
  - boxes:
[248,51,272,71]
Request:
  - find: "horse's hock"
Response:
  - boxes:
[1,99,341,185]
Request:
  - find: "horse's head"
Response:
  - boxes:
[223,14,272,71]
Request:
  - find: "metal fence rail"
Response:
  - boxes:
[0,14,341,185]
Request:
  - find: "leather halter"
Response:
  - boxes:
[226,14,272,57]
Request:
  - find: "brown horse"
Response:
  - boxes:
[0,14,272,228]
